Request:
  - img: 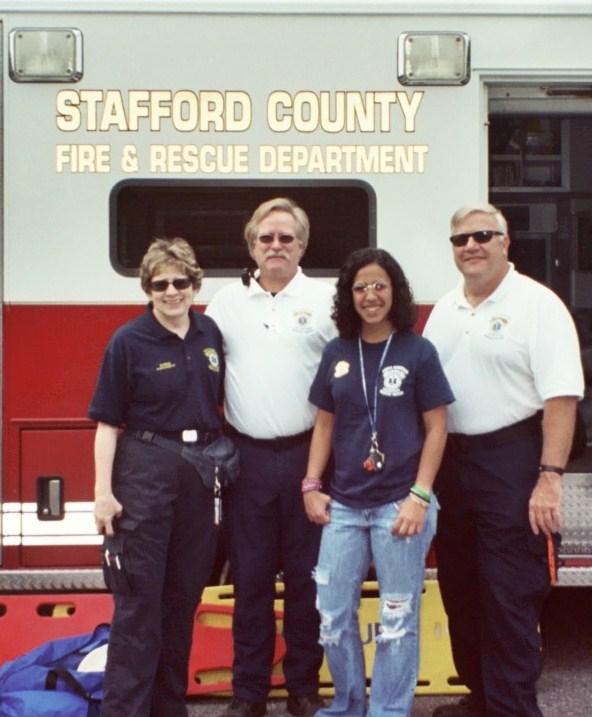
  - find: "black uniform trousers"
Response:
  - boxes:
[101,434,216,717]
[224,431,323,703]
[434,426,554,717]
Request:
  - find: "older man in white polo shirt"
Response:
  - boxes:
[206,198,336,717]
[424,203,584,717]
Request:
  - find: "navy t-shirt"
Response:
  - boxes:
[309,331,454,509]
[88,305,224,432]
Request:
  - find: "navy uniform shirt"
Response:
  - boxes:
[309,331,454,509]
[89,305,224,431]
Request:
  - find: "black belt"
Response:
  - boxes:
[449,412,542,451]
[131,428,219,445]
[226,424,312,451]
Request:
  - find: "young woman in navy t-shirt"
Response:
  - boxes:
[303,248,454,717]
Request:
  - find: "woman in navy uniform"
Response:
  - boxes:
[303,248,453,717]
[89,238,224,717]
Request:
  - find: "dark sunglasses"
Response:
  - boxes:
[256,233,296,245]
[449,230,504,247]
[149,277,193,292]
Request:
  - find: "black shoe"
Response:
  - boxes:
[286,693,325,717]
[432,696,486,717]
[219,698,267,717]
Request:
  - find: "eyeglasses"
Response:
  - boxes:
[149,277,193,292]
[352,281,391,295]
[256,233,296,245]
[449,230,504,247]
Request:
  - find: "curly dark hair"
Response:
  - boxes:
[332,248,417,339]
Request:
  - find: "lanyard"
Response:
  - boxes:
[357,332,394,441]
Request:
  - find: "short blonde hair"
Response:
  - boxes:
[450,203,508,235]
[139,238,203,293]
[244,197,310,250]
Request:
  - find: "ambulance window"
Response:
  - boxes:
[111,181,375,276]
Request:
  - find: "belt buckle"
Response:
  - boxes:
[182,429,198,443]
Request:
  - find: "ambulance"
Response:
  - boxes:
[1,0,591,659]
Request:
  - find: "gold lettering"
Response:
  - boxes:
[99,91,127,131]
[56,90,80,131]
[396,91,423,132]
[55,144,111,172]
[267,91,292,132]
[258,144,428,174]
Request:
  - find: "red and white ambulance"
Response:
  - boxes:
[1,0,591,662]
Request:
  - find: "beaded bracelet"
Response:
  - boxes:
[302,484,322,494]
[302,477,322,494]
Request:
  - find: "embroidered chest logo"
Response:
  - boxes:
[156,361,176,372]
[485,315,509,340]
[379,365,409,397]
[292,310,314,334]
[203,348,220,372]
[333,360,350,378]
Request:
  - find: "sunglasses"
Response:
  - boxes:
[352,281,390,295]
[449,230,504,247]
[256,233,296,245]
[149,277,193,292]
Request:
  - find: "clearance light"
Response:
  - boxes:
[9,28,83,82]
[398,32,470,86]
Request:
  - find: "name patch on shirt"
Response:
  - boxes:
[203,347,220,372]
[380,365,409,397]
[156,361,176,372]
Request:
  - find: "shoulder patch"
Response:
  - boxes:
[203,347,220,372]
[333,360,350,378]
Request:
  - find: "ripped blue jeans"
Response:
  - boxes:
[313,498,437,717]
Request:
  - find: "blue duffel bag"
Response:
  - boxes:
[0,623,109,717]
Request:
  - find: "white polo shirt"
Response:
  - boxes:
[423,265,584,435]
[206,268,337,439]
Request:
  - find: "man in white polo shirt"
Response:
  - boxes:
[206,198,336,717]
[424,203,584,717]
